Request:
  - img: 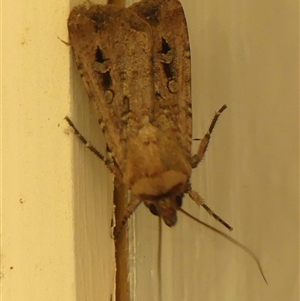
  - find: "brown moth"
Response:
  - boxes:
[66,0,231,234]
[66,0,267,283]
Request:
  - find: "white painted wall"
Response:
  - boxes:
[2,0,298,300]
[2,0,115,300]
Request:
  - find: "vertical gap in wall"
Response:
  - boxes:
[114,179,130,301]
[107,1,130,300]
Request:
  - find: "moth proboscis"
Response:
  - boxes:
[66,0,267,284]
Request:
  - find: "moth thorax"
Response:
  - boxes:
[131,170,189,226]
[131,170,189,198]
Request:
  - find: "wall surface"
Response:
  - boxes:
[2,0,115,300]
[130,0,299,300]
[2,0,298,300]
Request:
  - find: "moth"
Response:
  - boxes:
[67,0,231,235]
[66,0,267,283]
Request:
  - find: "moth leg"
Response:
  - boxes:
[191,105,227,168]
[188,190,233,231]
[113,195,142,239]
[65,116,123,180]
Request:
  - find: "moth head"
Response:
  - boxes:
[131,170,188,227]
[146,194,183,227]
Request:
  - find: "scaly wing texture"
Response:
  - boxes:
[68,4,155,171]
[68,0,192,188]
[130,0,192,161]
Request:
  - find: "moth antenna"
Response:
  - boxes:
[178,208,268,284]
[191,104,227,168]
[188,190,233,231]
[114,196,143,239]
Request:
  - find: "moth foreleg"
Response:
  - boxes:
[188,189,233,231]
[191,104,227,168]
[65,116,123,180]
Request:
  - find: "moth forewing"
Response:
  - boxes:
[68,0,194,228]
[130,0,192,159]
[126,0,193,227]
[68,3,155,176]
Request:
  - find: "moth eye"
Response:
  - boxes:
[175,195,183,208]
[149,204,159,216]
